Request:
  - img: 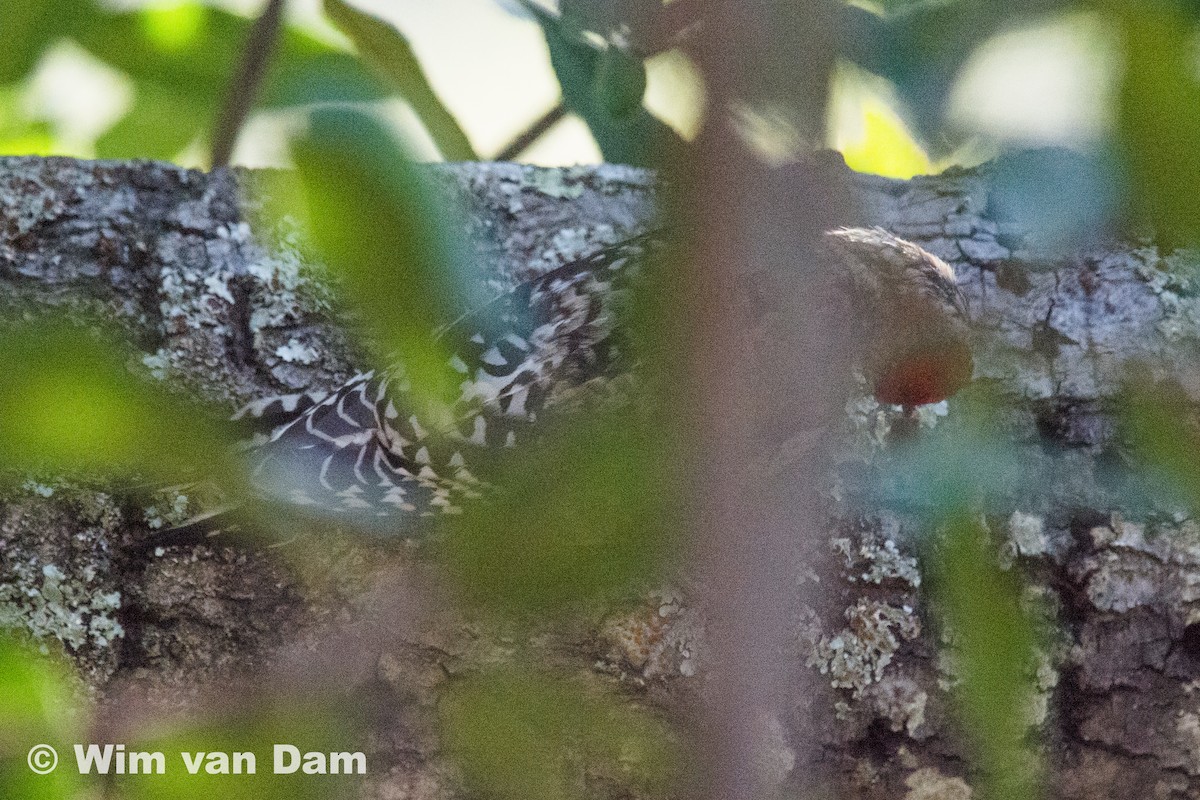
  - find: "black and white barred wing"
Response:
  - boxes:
[243,371,483,524]
[444,233,657,437]
[237,233,659,526]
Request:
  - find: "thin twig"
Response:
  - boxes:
[210,0,288,168]
[492,102,567,162]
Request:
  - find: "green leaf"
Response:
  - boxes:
[139,2,207,52]
[591,46,647,119]
[322,0,476,161]
[1110,0,1200,247]
[518,0,684,167]
[0,87,54,156]
[0,0,92,83]
[290,107,468,407]
[438,232,683,615]
[75,5,239,108]
[529,2,598,111]
[442,409,682,615]
[559,0,664,42]
[260,50,390,108]
[0,323,233,480]
[0,635,87,800]
[442,670,677,800]
[0,127,54,157]
[1118,365,1200,508]
[81,3,383,107]
[926,514,1042,800]
[76,4,391,162]
[96,80,209,160]
[116,698,361,800]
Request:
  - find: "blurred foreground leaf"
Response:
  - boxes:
[115,698,362,800]
[830,65,931,179]
[97,79,212,161]
[0,88,54,156]
[0,323,231,480]
[865,384,1022,516]
[0,635,86,800]
[76,3,389,162]
[290,106,471,408]
[442,670,677,800]
[0,0,90,84]
[442,410,681,615]
[322,0,477,160]
[1118,366,1200,508]
[441,228,683,615]
[987,148,1121,254]
[926,513,1041,800]
[1110,0,1200,247]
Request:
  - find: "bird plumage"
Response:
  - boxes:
[824,227,973,408]
[166,227,970,539]
[229,232,662,532]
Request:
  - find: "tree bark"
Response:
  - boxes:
[0,152,1196,799]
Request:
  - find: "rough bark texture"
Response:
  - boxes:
[1,153,1198,799]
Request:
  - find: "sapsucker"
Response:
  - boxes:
[168,227,971,537]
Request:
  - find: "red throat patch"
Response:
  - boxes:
[872,349,973,407]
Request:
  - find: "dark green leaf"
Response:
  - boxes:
[290,107,468,406]
[518,0,684,167]
[322,0,476,160]
[592,46,647,119]
[528,1,597,112]
[559,0,664,42]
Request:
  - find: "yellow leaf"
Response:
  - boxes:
[829,63,932,178]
